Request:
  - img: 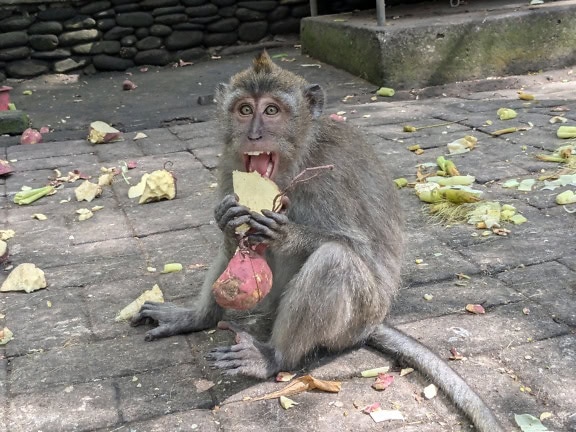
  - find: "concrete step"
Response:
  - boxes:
[301,0,576,89]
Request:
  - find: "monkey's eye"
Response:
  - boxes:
[264,105,279,115]
[239,104,253,115]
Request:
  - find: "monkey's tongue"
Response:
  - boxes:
[248,154,273,177]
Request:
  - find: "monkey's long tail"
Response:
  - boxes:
[367,324,504,432]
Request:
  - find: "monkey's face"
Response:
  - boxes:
[227,93,299,184]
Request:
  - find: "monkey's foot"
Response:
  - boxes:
[131,301,212,341]
[207,321,279,379]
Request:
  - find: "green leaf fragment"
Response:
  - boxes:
[556,190,576,205]
[557,126,576,139]
[161,263,183,273]
[514,413,549,432]
[393,178,408,188]
[509,214,527,224]
[13,186,54,205]
[517,179,536,192]
[360,366,390,377]
[376,87,395,97]
[502,179,520,188]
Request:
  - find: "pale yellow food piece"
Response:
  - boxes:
[75,180,102,202]
[0,327,14,345]
[115,284,164,322]
[232,170,280,233]
[0,263,47,293]
[128,173,149,199]
[139,170,176,204]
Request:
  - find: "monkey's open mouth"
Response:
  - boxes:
[244,151,277,178]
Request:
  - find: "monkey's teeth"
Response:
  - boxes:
[245,151,262,156]
[266,161,273,177]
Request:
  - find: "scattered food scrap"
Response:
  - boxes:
[360,366,390,378]
[372,373,394,391]
[138,169,176,204]
[0,240,8,263]
[13,186,54,205]
[0,159,14,176]
[376,87,395,97]
[160,263,183,273]
[75,180,102,202]
[423,383,438,399]
[497,108,518,120]
[115,284,164,322]
[279,395,298,409]
[514,413,549,432]
[0,263,47,293]
[20,128,42,145]
[251,375,341,401]
[88,121,122,144]
[0,327,14,345]
[465,304,486,314]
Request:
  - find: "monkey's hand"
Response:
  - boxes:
[131,302,214,341]
[247,209,289,248]
[214,194,252,238]
[206,321,279,379]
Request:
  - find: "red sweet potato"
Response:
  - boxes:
[212,246,272,310]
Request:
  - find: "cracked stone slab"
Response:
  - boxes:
[496,261,576,327]
[9,334,193,394]
[119,409,219,432]
[7,381,119,432]
[3,286,91,357]
[117,363,214,422]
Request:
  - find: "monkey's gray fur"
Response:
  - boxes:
[132,51,503,432]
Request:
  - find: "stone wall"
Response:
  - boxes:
[0,0,312,80]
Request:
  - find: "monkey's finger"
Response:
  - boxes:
[260,210,289,224]
[214,194,242,220]
[225,215,251,233]
[217,206,251,231]
[144,325,178,342]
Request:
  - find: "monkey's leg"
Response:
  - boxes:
[208,242,373,378]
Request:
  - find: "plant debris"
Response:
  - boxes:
[0,327,14,345]
[251,375,341,401]
[14,186,55,205]
[115,284,164,322]
[88,121,122,144]
[75,180,102,202]
[0,263,47,293]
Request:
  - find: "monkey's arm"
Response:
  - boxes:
[131,195,252,340]
[248,210,358,255]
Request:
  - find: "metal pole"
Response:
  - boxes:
[310,0,318,16]
[376,0,386,26]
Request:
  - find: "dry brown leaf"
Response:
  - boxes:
[252,375,341,401]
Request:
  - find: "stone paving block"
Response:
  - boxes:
[6,139,94,161]
[135,128,188,155]
[4,168,59,192]
[392,276,522,323]
[216,375,468,432]
[7,381,119,432]
[123,193,216,237]
[68,200,135,245]
[191,145,220,170]
[169,120,218,141]
[181,135,220,152]
[138,227,216,266]
[84,275,162,340]
[9,334,193,394]
[499,334,576,431]
[457,228,567,274]
[120,409,219,432]
[391,301,571,357]
[8,152,99,173]
[93,139,146,163]
[43,256,147,288]
[117,363,214,422]
[3,286,91,357]
[402,229,481,286]
[496,261,576,327]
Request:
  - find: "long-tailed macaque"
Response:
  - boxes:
[132,51,503,432]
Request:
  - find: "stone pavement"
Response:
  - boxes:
[1,49,576,432]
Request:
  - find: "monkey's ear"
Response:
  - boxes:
[305,84,325,119]
[215,83,228,104]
